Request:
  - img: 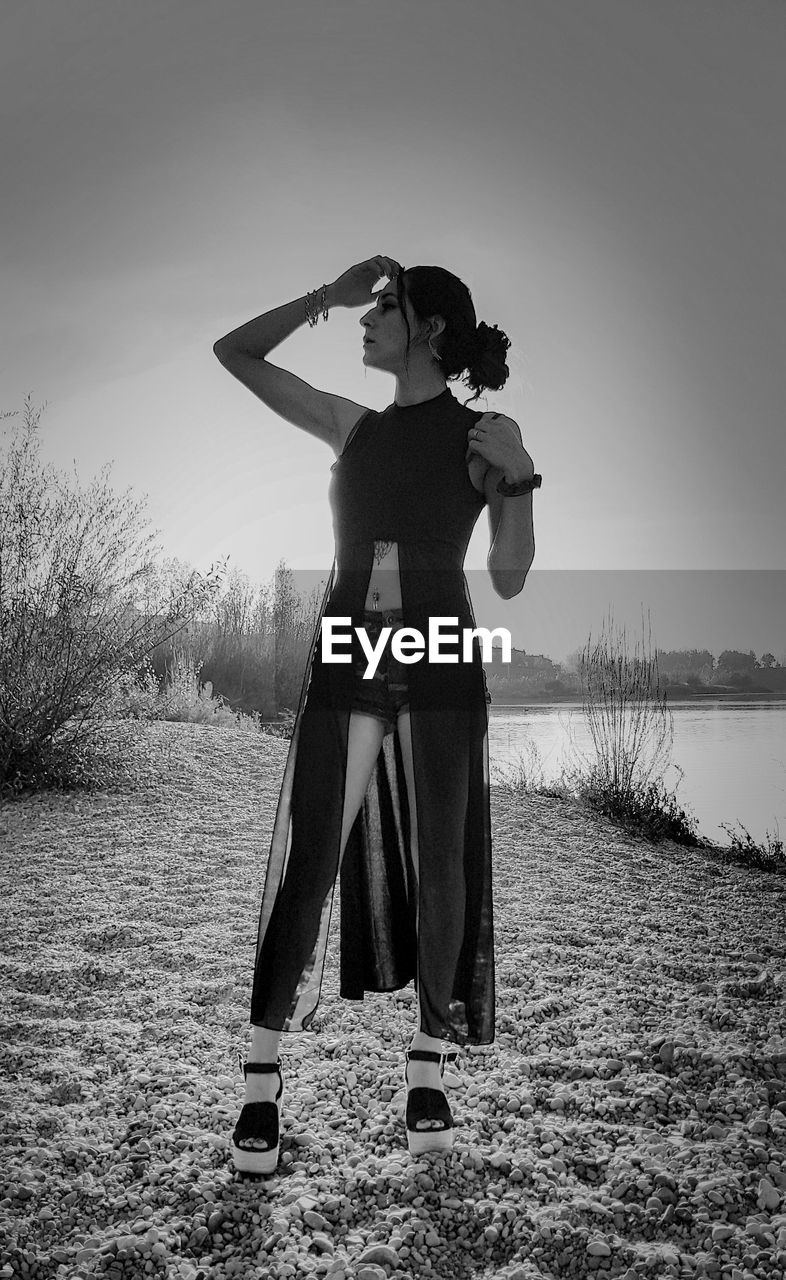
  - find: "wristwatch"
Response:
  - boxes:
[496,472,542,497]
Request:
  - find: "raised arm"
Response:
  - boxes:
[213,257,401,456]
[213,284,364,453]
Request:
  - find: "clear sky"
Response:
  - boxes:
[2,0,785,658]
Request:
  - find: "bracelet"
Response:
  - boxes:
[305,282,329,328]
[496,472,542,497]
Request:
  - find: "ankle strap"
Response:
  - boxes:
[238,1050,281,1076]
[406,1049,458,1071]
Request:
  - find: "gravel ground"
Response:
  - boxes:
[1,720,785,1280]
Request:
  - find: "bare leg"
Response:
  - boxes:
[396,709,448,1113]
[248,1024,282,1062]
[240,711,386,1127]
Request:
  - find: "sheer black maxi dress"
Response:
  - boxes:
[250,386,495,1047]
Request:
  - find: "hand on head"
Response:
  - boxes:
[331,256,404,308]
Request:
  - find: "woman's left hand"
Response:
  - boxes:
[465,412,534,479]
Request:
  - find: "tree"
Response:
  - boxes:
[271,561,323,713]
[717,649,757,674]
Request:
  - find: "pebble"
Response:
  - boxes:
[357,1244,399,1266]
[758,1177,781,1210]
[311,1233,335,1254]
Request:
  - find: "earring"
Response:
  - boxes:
[428,339,442,363]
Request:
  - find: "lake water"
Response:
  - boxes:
[487,699,786,848]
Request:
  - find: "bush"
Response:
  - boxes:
[102,656,162,720]
[491,739,559,795]
[0,396,226,796]
[3,714,155,795]
[153,640,259,729]
[717,820,785,875]
[101,643,263,733]
[576,765,701,845]
[259,707,297,740]
[561,608,701,844]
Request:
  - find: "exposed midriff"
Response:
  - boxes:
[363,539,402,610]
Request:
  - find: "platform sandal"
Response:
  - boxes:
[230,1050,284,1175]
[404,1048,459,1155]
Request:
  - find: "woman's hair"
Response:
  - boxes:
[393,265,511,404]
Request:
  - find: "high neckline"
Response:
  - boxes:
[390,388,452,411]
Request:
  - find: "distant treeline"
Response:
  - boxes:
[486,644,786,700]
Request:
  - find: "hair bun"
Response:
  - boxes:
[468,320,511,395]
[475,320,509,357]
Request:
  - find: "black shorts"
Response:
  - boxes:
[349,608,411,736]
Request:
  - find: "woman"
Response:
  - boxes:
[213,256,538,1174]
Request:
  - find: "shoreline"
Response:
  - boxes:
[489,689,786,705]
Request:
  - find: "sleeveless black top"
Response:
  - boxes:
[326,387,487,613]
